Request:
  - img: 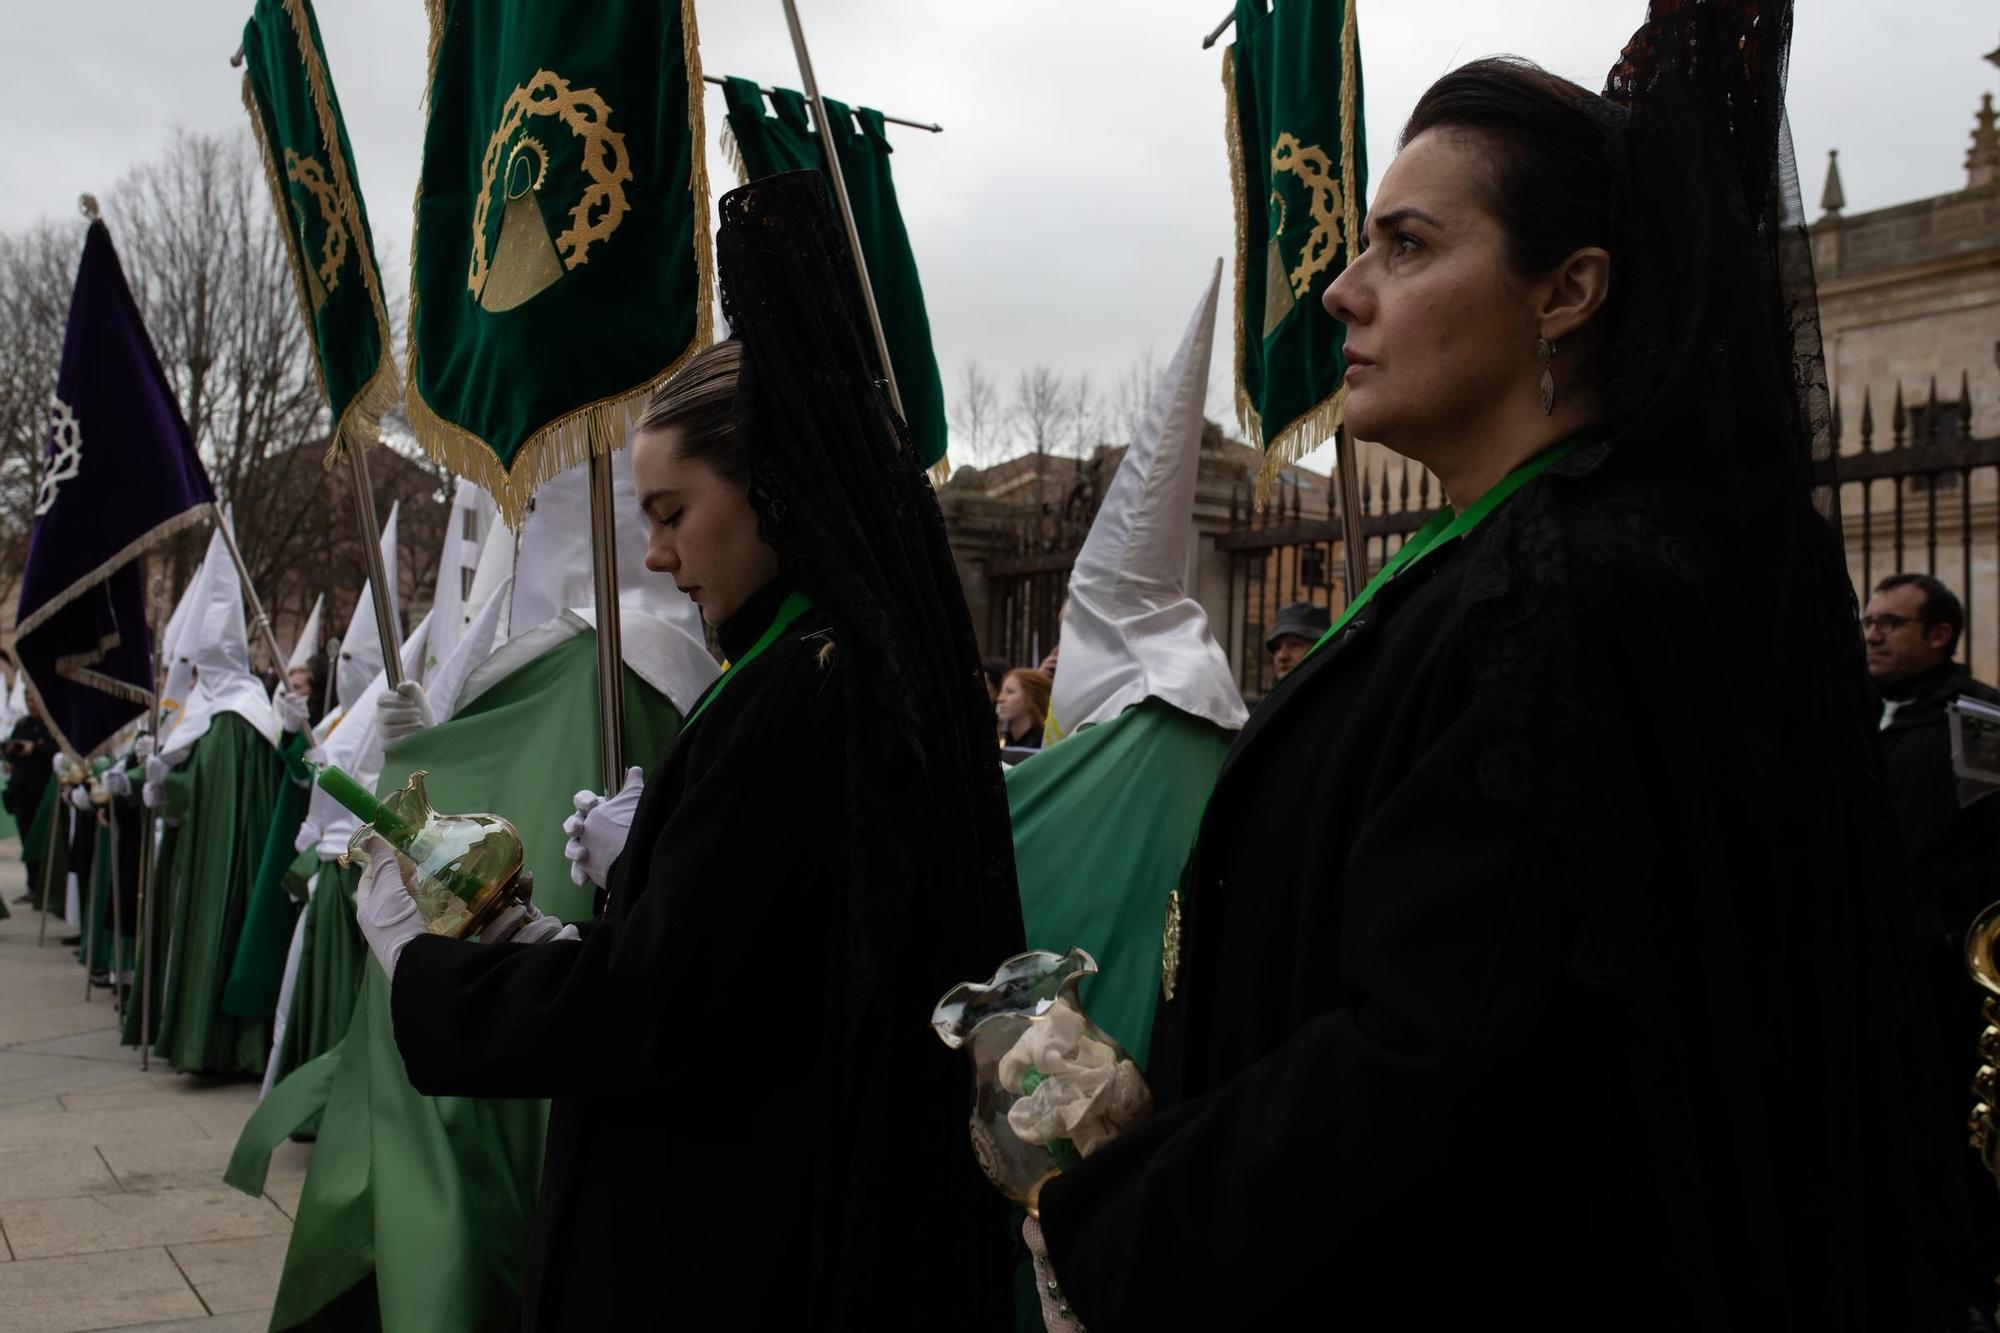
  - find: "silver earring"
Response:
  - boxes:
[1537,337,1557,416]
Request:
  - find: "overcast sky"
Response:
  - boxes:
[4,1,1994,471]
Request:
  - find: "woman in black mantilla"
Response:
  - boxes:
[1033,2,1971,1328]
[352,172,1024,1329]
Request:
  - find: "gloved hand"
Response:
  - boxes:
[1023,1217,1086,1332]
[141,780,163,810]
[273,685,310,736]
[375,681,435,745]
[102,768,131,799]
[482,896,580,946]
[67,783,92,812]
[562,766,643,888]
[144,755,168,787]
[355,839,427,980]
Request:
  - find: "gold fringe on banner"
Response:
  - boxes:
[718,117,750,187]
[5,632,155,764]
[9,506,208,643]
[1226,4,1365,508]
[404,0,716,528]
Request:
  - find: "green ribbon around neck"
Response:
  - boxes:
[683,592,814,730]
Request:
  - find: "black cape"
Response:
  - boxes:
[392,581,1015,1330]
[1039,454,1961,1330]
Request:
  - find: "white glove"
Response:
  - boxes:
[141,781,163,810]
[144,755,168,786]
[133,735,155,761]
[355,840,427,980]
[1023,1217,1086,1333]
[375,681,436,745]
[274,686,310,736]
[482,898,580,946]
[562,766,643,888]
[67,784,92,811]
[102,768,131,799]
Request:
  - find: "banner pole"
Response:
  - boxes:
[699,74,943,134]
[778,0,905,423]
[587,451,626,793]
[80,798,97,1001]
[136,562,168,1068]
[34,787,62,947]
[209,506,288,675]
[105,804,123,1006]
[340,449,405,689]
[1334,424,1367,605]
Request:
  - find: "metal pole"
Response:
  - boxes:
[341,449,405,689]
[1201,11,1236,49]
[208,505,288,678]
[136,791,155,1069]
[321,634,340,719]
[80,795,97,1001]
[700,74,941,133]
[779,0,905,422]
[34,785,63,947]
[1334,424,1367,603]
[106,804,123,1007]
[587,450,626,793]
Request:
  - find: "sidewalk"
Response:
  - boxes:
[0,839,309,1332]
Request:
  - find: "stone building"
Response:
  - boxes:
[1814,39,2000,677]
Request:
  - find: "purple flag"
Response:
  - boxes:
[11,220,216,759]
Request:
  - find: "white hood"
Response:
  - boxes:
[155,558,204,731]
[424,480,495,678]
[1049,263,1247,737]
[299,610,432,858]
[163,522,280,759]
[286,595,324,673]
[335,501,402,714]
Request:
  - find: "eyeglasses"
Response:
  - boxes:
[1861,613,1923,634]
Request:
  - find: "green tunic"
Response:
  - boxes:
[229,629,686,1331]
[149,711,286,1075]
[222,731,315,1021]
[270,857,365,1089]
[23,776,62,913]
[120,819,183,1049]
[1006,699,1234,1066]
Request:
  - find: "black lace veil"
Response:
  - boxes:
[713,170,1023,1325]
[1535,0,1968,1320]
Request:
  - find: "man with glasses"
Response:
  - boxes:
[1865,572,2000,1319]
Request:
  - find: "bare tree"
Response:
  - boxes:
[948,359,1004,468]
[1063,372,1101,459]
[1112,348,1161,445]
[0,219,87,599]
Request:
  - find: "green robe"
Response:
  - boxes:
[149,711,286,1075]
[75,818,135,975]
[223,731,315,1021]
[1005,699,1234,1066]
[230,629,686,1331]
[271,857,365,1091]
[120,819,183,1049]
[23,776,62,913]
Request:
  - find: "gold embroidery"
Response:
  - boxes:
[468,70,633,308]
[283,148,349,304]
[1269,132,1347,300]
[1160,887,1183,1003]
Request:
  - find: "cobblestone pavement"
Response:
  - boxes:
[0,840,310,1331]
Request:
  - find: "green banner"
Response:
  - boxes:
[1225,0,1366,496]
[720,77,949,472]
[240,0,398,466]
[408,0,712,524]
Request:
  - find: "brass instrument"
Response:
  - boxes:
[1965,900,2000,1172]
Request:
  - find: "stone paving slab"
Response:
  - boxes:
[0,1247,208,1333]
[0,844,307,1327]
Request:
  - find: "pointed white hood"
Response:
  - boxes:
[335,502,402,714]
[286,595,324,673]
[1049,263,1247,736]
[300,610,432,858]
[424,480,494,678]
[155,559,205,731]
[163,523,280,759]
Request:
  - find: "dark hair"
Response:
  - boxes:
[1875,572,1964,654]
[979,656,1010,692]
[637,339,751,486]
[1400,57,1617,281]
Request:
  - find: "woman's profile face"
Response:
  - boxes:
[1321,129,1543,452]
[632,425,780,626]
[995,676,1027,725]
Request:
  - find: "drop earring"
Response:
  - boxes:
[1537,336,1557,416]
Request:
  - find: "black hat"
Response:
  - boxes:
[1265,601,1331,651]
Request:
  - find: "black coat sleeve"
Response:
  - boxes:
[388,644,843,1102]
